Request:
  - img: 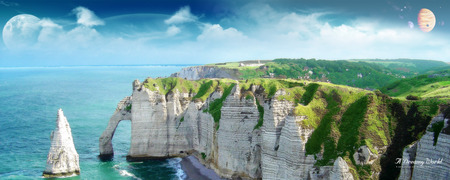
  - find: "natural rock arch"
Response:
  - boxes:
[99,96,132,160]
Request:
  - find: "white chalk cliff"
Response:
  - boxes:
[399,114,450,180]
[43,109,80,177]
[170,66,237,80]
[99,80,358,179]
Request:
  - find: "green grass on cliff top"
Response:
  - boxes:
[380,70,450,99]
[142,77,372,103]
[205,59,449,90]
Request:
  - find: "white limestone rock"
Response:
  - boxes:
[398,142,417,180]
[399,114,450,180]
[330,157,354,180]
[411,115,450,180]
[170,66,236,80]
[99,96,132,157]
[353,145,377,165]
[98,80,393,180]
[43,109,80,177]
[261,92,316,180]
[216,84,261,179]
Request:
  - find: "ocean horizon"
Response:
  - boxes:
[0,65,190,179]
[0,64,200,69]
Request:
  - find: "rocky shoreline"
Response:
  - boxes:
[181,156,222,180]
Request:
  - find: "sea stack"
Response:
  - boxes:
[43,109,80,177]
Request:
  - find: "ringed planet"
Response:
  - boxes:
[417,8,436,32]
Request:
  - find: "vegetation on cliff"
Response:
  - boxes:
[141,76,448,179]
[253,99,264,130]
[207,59,448,89]
[380,69,450,99]
[350,59,449,75]
[305,90,341,164]
[206,83,235,130]
[299,83,319,105]
[379,99,442,180]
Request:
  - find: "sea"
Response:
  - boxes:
[0,65,192,179]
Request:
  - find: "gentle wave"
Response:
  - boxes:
[113,163,142,180]
[119,170,141,180]
[167,157,187,180]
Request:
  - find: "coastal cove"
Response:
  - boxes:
[0,65,198,179]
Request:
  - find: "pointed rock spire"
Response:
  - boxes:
[43,109,80,177]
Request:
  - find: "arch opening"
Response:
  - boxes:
[111,120,131,159]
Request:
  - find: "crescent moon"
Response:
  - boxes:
[2,14,41,49]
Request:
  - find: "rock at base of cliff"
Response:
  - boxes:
[353,145,377,165]
[181,156,222,180]
[43,109,80,177]
[330,157,354,180]
[42,171,81,178]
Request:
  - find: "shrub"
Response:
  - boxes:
[406,95,420,100]
[253,100,264,130]
[125,104,132,111]
[201,152,206,160]
[246,94,253,100]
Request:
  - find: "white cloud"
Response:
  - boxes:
[164,6,198,24]
[216,5,450,61]
[73,6,105,27]
[197,24,246,42]
[166,25,181,36]
[37,18,64,45]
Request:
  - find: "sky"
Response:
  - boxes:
[0,0,449,66]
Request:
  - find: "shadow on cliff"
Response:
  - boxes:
[379,100,443,180]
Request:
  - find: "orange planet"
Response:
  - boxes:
[417,8,436,32]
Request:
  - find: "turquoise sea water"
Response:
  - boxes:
[0,65,190,179]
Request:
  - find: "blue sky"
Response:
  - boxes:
[0,0,449,66]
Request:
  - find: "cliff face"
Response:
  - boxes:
[99,79,359,179]
[261,93,315,179]
[43,109,80,177]
[99,77,447,179]
[399,114,450,180]
[170,66,238,80]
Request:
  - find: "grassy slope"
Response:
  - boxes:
[380,69,450,99]
[350,59,449,74]
[239,79,392,178]
[205,59,449,90]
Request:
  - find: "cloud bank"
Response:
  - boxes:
[1,4,449,66]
